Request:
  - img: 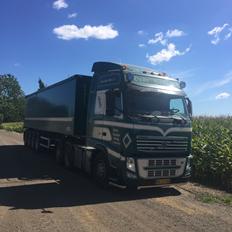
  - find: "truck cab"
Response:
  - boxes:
[86,62,192,188]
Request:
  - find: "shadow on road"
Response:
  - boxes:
[0,145,181,210]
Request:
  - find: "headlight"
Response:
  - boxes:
[126,157,136,172]
[186,155,193,168]
[185,155,193,176]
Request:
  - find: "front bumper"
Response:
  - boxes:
[113,155,192,188]
[124,174,190,188]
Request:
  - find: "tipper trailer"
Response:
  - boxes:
[24,62,193,189]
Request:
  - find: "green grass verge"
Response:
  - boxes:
[196,193,232,205]
[0,122,24,133]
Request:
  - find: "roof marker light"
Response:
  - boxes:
[180,81,186,89]
[158,72,167,76]
[122,65,128,70]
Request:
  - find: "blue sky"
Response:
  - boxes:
[1,0,232,115]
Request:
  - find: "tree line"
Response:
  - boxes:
[0,74,46,123]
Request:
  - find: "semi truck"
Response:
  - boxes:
[24,61,193,189]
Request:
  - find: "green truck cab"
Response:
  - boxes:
[24,61,192,189]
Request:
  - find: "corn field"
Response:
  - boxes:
[192,117,232,192]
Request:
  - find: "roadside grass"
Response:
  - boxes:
[196,193,232,205]
[0,122,24,133]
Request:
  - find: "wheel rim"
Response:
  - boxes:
[56,144,63,163]
[64,143,73,167]
[35,135,39,151]
[96,160,106,181]
[65,152,70,167]
[31,133,35,149]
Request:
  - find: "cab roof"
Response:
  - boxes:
[92,61,174,80]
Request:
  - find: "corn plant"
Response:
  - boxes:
[192,116,232,192]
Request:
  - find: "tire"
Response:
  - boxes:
[34,132,41,152]
[55,140,64,164]
[93,153,109,188]
[24,131,28,147]
[27,131,33,148]
[64,142,74,169]
[31,131,36,149]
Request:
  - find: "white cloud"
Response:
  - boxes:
[53,0,68,10]
[148,32,167,45]
[138,44,146,48]
[137,30,145,35]
[138,43,146,48]
[208,23,229,45]
[147,43,191,65]
[194,71,232,95]
[13,63,20,67]
[225,27,232,40]
[166,29,185,38]
[53,24,119,40]
[148,29,185,46]
[68,13,77,18]
[215,92,230,100]
[215,71,232,87]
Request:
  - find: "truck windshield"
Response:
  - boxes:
[126,89,187,117]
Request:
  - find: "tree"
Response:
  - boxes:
[38,78,46,90]
[0,74,25,122]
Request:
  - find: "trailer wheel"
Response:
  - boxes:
[30,131,35,149]
[55,141,64,164]
[27,131,33,148]
[93,153,109,188]
[64,142,74,169]
[34,132,40,152]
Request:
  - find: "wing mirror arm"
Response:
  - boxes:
[186,98,192,119]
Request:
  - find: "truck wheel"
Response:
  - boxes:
[34,132,41,152]
[31,131,36,149]
[64,142,74,169]
[24,131,28,147]
[28,131,33,148]
[93,154,109,188]
[56,141,64,164]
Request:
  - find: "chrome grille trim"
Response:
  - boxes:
[136,135,188,152]
[137,158,186,179]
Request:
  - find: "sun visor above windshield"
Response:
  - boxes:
[127,83,186,96]
[92,62,123,73]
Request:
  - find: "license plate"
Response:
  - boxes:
[156,179,171,185]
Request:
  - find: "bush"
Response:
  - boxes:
[192,117,232,192]
[0,113,3,124]
[0,122,24,133]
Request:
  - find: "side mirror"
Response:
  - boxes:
[180,81,186,89]
[186,98,192,117]
[126,73,134,82]
[106,90,115,116]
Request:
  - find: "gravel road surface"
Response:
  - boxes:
[0,129,231,232]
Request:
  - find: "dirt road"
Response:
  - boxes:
[0,130,231,232]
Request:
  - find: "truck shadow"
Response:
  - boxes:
[0,145,181,211]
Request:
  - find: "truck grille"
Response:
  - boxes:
[136,136,188,152]
[147,169,176,178]
[137,158,186,179]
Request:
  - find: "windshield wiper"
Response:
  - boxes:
[129,112,187,124]
[129,113,160,122]
[169,114,187,124]
[133,112,176,120]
